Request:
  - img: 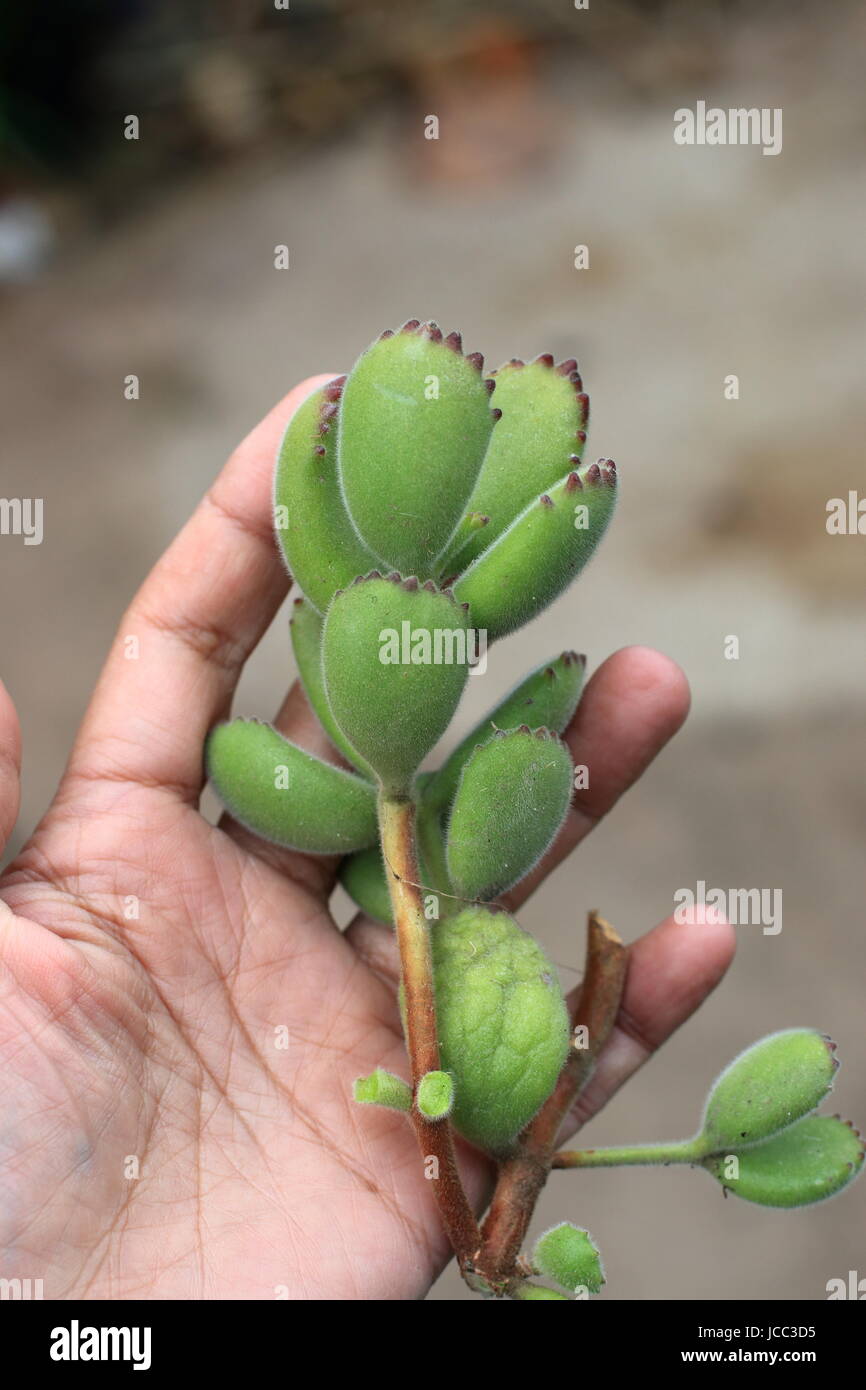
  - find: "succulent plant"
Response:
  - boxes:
[205,319,863,1299]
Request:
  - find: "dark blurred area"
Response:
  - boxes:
[1,0,864,1301]
[2,0,773,267]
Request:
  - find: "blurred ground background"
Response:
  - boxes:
[0,0,864,1300]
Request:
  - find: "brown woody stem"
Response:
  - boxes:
[477,911,628,1287]
[378,792,482,1267]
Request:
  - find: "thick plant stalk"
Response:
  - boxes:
[477,913,627,1285]
[377,793,482,1265]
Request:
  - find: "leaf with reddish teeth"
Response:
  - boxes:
[338,321,497,576]
[702,1115,865,1208]
[700,1029,839,1151]
[424,650,586,815]
[453,461,617,642]
[321,573,471,793]
[274,378,377,613]
[440,355,590,575]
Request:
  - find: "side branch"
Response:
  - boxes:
[552,1139,703,1169]
[563,911,629,1103]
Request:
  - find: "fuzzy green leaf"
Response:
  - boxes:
[274,378,376,613]
[338,321,496,575]
[702,1115,865,1208]
[426,906,569,1154]
[425,651,585,815]
[700,1029,839,1152]
[453,461,617,643]
[289,597,373,777]
[321,573,470,793]
[206,718,377,853]
[532,1223,604,1295]
[445,728,573,901]
[440,355,589,576]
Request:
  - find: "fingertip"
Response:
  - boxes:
[561,645,691,829]
[628,908,737,1044]
[668,902,736,970]
[0,676,22,851]
[605,645,691,732]
[0,677,22,766]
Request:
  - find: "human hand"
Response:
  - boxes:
[0,379,734,1300]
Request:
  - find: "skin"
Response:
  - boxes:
[0,378,735,1300]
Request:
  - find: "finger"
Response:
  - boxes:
[66,375,338,800]
[559,907,736,1141]
[0,678,22,855]
[503,646,690,911]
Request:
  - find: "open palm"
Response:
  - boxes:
[0,379,734,1300]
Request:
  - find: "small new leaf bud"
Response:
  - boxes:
[339,792,443,927]
[416,1070,454,1120]
[206,719,377,853]
[353,1068,412,1113]
[700,1029,839,1152]
[702,1115,864,1207]
[532,1223,605,1295]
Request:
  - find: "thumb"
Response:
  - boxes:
[0,678,22,859]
